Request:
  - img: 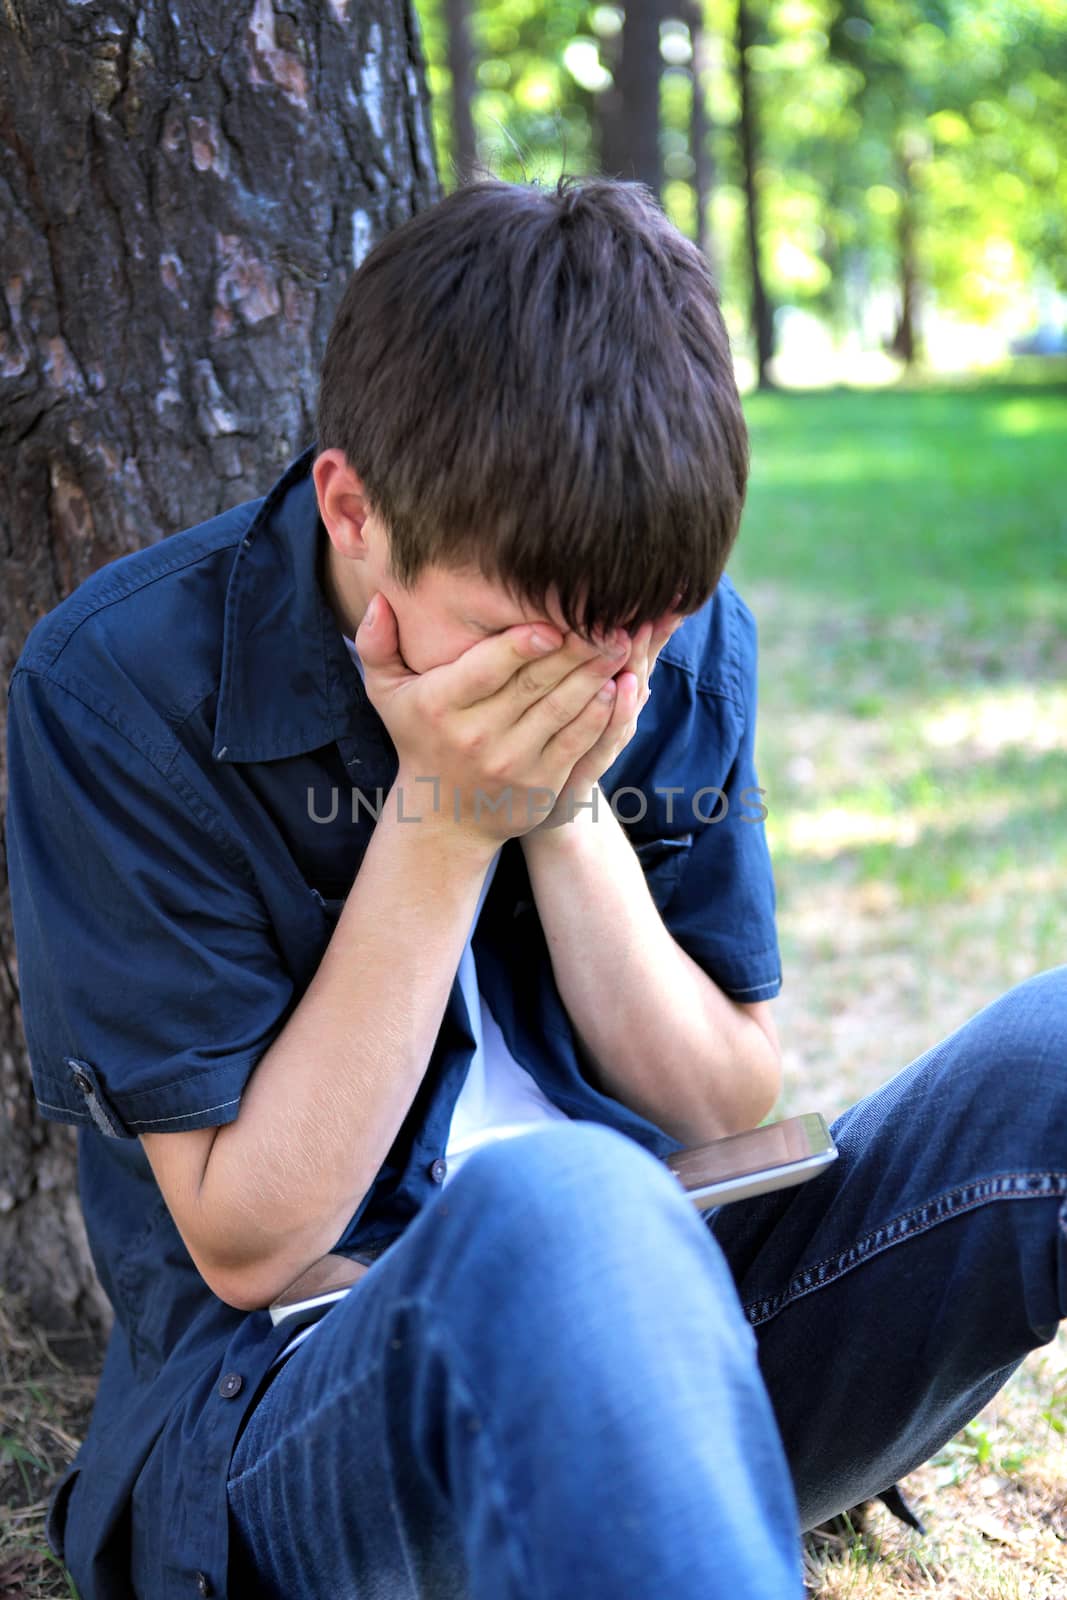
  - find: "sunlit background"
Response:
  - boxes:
[414,0,1067,390]
[413,0,1067,1116]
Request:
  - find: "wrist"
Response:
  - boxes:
[386,775,501,870]
[522,782,603,852]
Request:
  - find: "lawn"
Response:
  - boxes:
[729,364,1067,1598]
[2,367,1065,1598]
[732,367,1066,1118]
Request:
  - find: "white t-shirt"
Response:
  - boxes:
[268,632,569,1366]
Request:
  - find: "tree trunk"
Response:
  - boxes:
[595,0,666,199]
[889,142,920,366]
[0,0,439,1341]
[444,0,478,183]
[686,0,718,280]
[734,0,775,388]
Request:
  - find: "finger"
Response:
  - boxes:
[599,671,642,762]
[460,626,625,741]
[486,662,617,787]
[633,619,654,667]
[632,619,673,683]
[612,670,641,720]
[537,675,620,772]
[576,668,640,772]
[427,621,566,712]
[587,673,646,784]
[613,624,651,697]
[507,649,630,754]
[354,592,410,685]
[507,625,629,710]
[540,664,648,785]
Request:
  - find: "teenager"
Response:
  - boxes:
[7,175,1065,1600]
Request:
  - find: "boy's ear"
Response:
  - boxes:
[313,449,374,557]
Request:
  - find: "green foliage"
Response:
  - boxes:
[412,0,1067,349]
[727,370,1067,990]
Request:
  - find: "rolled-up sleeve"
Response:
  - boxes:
[6,669,296,1138]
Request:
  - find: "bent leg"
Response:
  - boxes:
[226,1120,806,1600]
[708,963,1067,1531]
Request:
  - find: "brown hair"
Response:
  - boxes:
[316,174,749,639]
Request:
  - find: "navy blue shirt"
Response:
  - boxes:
[5,446,781,1600]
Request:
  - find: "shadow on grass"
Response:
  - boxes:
[769,779,1065,919]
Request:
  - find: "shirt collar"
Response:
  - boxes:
[212,446,380,764]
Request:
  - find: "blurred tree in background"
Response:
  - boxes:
[416,0,1067,383]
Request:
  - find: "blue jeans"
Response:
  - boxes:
[225,965,1067,1598]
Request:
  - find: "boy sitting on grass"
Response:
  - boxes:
[7,174,1067,1600]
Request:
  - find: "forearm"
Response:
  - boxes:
[199,787,496,1309]
[522,793,780,1145]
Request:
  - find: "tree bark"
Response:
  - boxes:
[734,0,775,387]
[0,0,439,1340]
[595,0,667,199]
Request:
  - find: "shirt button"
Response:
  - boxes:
[71,1068,92,1094]
[217,1372,244,1399]
[429,1158,447,1184]
[195,1573,213,1596]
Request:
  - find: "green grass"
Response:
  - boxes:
[724,365,1067,1598]
[736,370,1067,641]
[722,368,1067,1118]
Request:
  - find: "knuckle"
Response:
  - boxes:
[470,664,497,698]
[482,752,509,784]
[543,689,575,726]
[513,664,543,698]
[561,721,597,755]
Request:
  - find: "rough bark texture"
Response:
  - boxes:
[0,0,439,1340]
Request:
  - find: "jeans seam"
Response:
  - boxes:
[225,1293,535,1599]
[412,1301,538,1600]
[225,1345,424,1599]
[225,1346,388,1495]
[742,1170,1067,1329]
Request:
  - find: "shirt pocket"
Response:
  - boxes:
[631,831,694,913]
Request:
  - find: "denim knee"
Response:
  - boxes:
[427,1121,750,1344]
[966,963,1067,1096]
[990,963,1067,1042]
[442,1120,695,1245]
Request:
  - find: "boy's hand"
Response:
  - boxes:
[527,608,684,834]
[354,592,631,847]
